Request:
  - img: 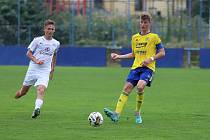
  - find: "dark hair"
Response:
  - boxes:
[140,12,152,22]
[44,19,55,27]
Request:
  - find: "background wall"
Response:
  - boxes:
[0,46,209,68]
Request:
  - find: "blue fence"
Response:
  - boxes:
[156,48,184,68]
[0,46,209,68]
[57,47,107,67]
[200,48,210,68]
[0,46,107,67]
[0,46,29,65]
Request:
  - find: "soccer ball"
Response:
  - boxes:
[88,112,103,127]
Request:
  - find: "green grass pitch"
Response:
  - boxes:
[0,66,210,140]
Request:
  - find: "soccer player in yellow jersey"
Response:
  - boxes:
[104,12,165,124]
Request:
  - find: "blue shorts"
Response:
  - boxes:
[126,67,154,87]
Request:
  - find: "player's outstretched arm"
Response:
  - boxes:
[111,53,134,60]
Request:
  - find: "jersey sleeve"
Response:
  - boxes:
[155,34,161,45]
[155,34,164,51]
[28,38,38,52]
[55,41,60,54]
[131,36,135,54]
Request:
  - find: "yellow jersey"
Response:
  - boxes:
[131,32,162,72]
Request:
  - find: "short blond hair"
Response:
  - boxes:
[140,12,152,23]
[44,19,55,27]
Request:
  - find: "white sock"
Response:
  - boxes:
[35,99,43,109]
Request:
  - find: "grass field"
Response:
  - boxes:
[0,66,210,140]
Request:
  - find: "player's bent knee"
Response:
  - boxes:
[123,87,132,94]
[37,85,46,94]
[123,83,133,93]
[136,85,144,93]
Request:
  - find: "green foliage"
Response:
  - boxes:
[21,0,47,25]
[191,0,210,23]
[0,0,49,44]
[0,0,17,25]
[0,0,17,44]
[0,1,209,47]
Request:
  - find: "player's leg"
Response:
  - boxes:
[104,76,138,122]
[135,80,146,124]
[35,84,46,108]
[32,85,46,119]
[15,85,31,99]
[32,73,49,119]
[15,70,35,99]
[104,82,134,122]
[104,82,136,122]
[115,82,133,115]
[135,68,153,124]
[104,69,138,122]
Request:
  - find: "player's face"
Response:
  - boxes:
[140,19,150,33]
[44,24,55,39]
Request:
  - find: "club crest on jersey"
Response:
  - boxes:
[45,47,50,52]
[145,37,150,41]
[39,47,53,56]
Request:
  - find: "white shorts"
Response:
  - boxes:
[23,70,50,88]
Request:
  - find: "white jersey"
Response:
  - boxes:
[27,36,60,72]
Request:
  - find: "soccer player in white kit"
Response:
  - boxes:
[15,19,60,119]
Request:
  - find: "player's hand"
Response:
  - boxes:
[111,53,119,60]
[142,58,153,66]
[35,60,44,65]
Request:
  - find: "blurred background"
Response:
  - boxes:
[0,0,210,68]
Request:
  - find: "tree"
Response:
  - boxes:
[0,0,48,45]
[190,0,209,23]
